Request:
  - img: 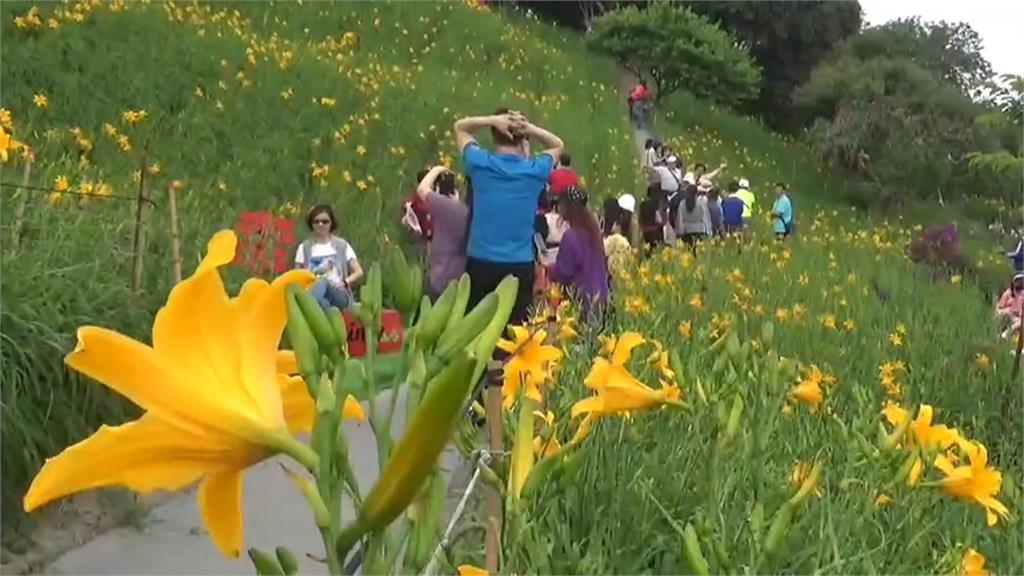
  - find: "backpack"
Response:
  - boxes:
[301,236,350,282]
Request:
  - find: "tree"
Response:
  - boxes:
[589,2,760,107]
[795,55,981,203]
[833,18,993,97]
[685,1,862,130]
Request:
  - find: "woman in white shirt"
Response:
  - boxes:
[295,204,363,310]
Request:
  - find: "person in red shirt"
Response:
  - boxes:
[547,153,579,198]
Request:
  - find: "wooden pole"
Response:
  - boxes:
[484,360,504,574]
[10,150,35,253]
[131,152,149,294]
[167,182,182,284]
[1013,319,1023,379]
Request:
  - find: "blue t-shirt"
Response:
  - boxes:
[463,143,554,263]
[721,196,745,226]
[772,194,793,234]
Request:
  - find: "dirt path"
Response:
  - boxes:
[613,66,656,157]
[40,386,468,575]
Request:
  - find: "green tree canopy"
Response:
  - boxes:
[685,1,862,130]
[589,2,761,108]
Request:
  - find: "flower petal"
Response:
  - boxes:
[342,395,366,422]
[198,469,244,558]
[234,270,316,427]
[151,231,261,421]
[280,374,314,434]
[611,332,644,366]
[66,327,252,439]
[276,350,299,375]
[24,414,251,512]
[571,395,605,419]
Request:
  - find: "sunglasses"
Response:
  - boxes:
[313,218,331,225]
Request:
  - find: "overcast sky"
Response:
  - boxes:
[859,0,1022,77]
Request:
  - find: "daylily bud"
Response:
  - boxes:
[761,321,775,347]
[435,293,498,361]
[248,548,284,576]
[326,307,348,355]
[682,523,710,576]
[293,287,340,359]
[285,286,320,395]
[762,502,794,558]
[280,464,330,528]
[274,547,299,576]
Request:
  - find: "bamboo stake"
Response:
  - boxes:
[131,152,149,294]
[484,360,503,574]
[1013,319,1023,379]
[167,182,182,284]
[10,150,35,253]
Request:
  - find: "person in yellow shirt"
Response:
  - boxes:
[735,178,756,219]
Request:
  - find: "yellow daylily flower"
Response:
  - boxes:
[23,231,317,558]
[0,125,24,162]
[882,403,960,451]
[935,441,1009,527]
[959,548,992,576]
[571,333,682,419]
[457,565,488,576]
[789,377,822,409]
[496,326,562,409]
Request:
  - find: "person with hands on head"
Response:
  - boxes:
[295,204,363,311]
[453,108,564,324]
[415,165,469,299]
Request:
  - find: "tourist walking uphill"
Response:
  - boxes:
[295,204,362,310]
[453,108,564,324]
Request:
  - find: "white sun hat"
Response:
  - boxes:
[738,178,750,189]
[617,193,636,213]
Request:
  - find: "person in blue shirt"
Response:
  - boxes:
[720,184,746,236]
[453,108,564,324]
[771,182,794,240]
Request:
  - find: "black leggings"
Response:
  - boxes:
[466,257,535,326]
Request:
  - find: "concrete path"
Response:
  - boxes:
[44,386,466,575]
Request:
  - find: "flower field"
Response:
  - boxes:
[457,213,1023,573]
[2,1,1021,574]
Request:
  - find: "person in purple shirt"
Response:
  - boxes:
[548,186,609,323]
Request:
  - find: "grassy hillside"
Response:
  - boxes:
[0,0,638,535]
[1,2,1018,570]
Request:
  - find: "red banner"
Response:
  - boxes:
[344,309,404,356]
[233,212,296,275]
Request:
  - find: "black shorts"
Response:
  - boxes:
[466,257,535,326]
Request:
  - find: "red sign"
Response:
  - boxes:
[344,309,404,356]
[234,212,296,275]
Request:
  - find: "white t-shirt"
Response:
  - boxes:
[643,148,659,170]
[654,166,682,192]
[295,239,357,286]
